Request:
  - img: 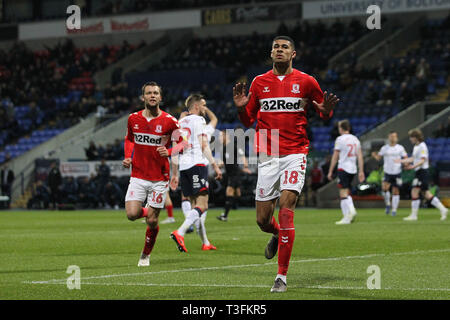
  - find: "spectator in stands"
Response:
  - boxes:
[377,80,396,106]
[412,73,428,102]
[310,161,324,206]
[61,176,79,205]
[27,180,50,209]
[398,81,413,108]
[78,176,99,209]
[416,58,431,79]
[0,162,14,208]
[433,116,450,138]
[96,158,110,196]
[364,81,379,104]
[320,154,335,180]
[47,161,62,210]
[103,181,122,210]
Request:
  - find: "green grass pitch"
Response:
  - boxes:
[0,208,449,300]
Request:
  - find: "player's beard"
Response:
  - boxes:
[273,60,291,74]
[145,101,159,111]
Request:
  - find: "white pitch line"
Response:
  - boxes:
[24,281,450,292]
[25,248,450,285]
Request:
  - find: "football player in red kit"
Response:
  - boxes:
[233,36,339,292]
[123,81,186,267]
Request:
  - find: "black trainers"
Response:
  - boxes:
[264,235,278,259]
[270,278,287,293]
[216,214,228,222]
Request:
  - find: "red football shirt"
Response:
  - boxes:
[238,68,332,156]
[125,109,180,181]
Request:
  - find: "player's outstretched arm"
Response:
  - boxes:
[313,91,339,116]
[395,157,413,164]
[371,151,382,161]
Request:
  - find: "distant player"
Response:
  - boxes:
[123,81,186,267]
[327,120,365,225]
[398,128,447,221]
[170,94,222,252]
[371,131,407,216]
[179,107,218,232]
[217,130,252,222]
[233,35,339,292]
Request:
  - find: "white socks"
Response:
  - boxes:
[340,198,349,218]
[411,199,420,217]
[347,196,356,215]
[382,191,391,206]
[392,195,400,212]
[181,200,191,218]
[195,211,210,245]
[431,196,446,213]
[178,208,199,237]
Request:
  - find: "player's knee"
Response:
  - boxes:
[126,208,140,221]
[256,216,271,232]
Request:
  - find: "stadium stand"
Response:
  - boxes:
[0,40,143,164]
[1,1,449,210]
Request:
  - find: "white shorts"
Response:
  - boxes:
[255,153,307,201]
[125,177,169,209]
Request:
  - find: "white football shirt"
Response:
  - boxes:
[378,144,407,175]
[412,142,429,171]
[334,133,361,174]
[178,114,209,171]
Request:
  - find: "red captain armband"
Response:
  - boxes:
[167,140,189,156]
[124,137,134,158]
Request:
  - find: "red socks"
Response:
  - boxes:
[140,207,148,218]
[166,205,174,218]
[143,225,159,255]
[277,208,295,276]
[271,216,280,235]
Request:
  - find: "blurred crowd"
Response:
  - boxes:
[85,140,124,161]
[28,160,125,210]
[433,116,450,138]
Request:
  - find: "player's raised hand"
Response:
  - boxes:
[122,158,132,168]
[157,146,169,157]
[313,91,339,115]
[233,82,252,111]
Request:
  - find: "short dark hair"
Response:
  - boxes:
[388,131,397,135]
[338,119,351,132]
[272,35,295,50]
[141,81,163,97]
[185,93,204,110]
